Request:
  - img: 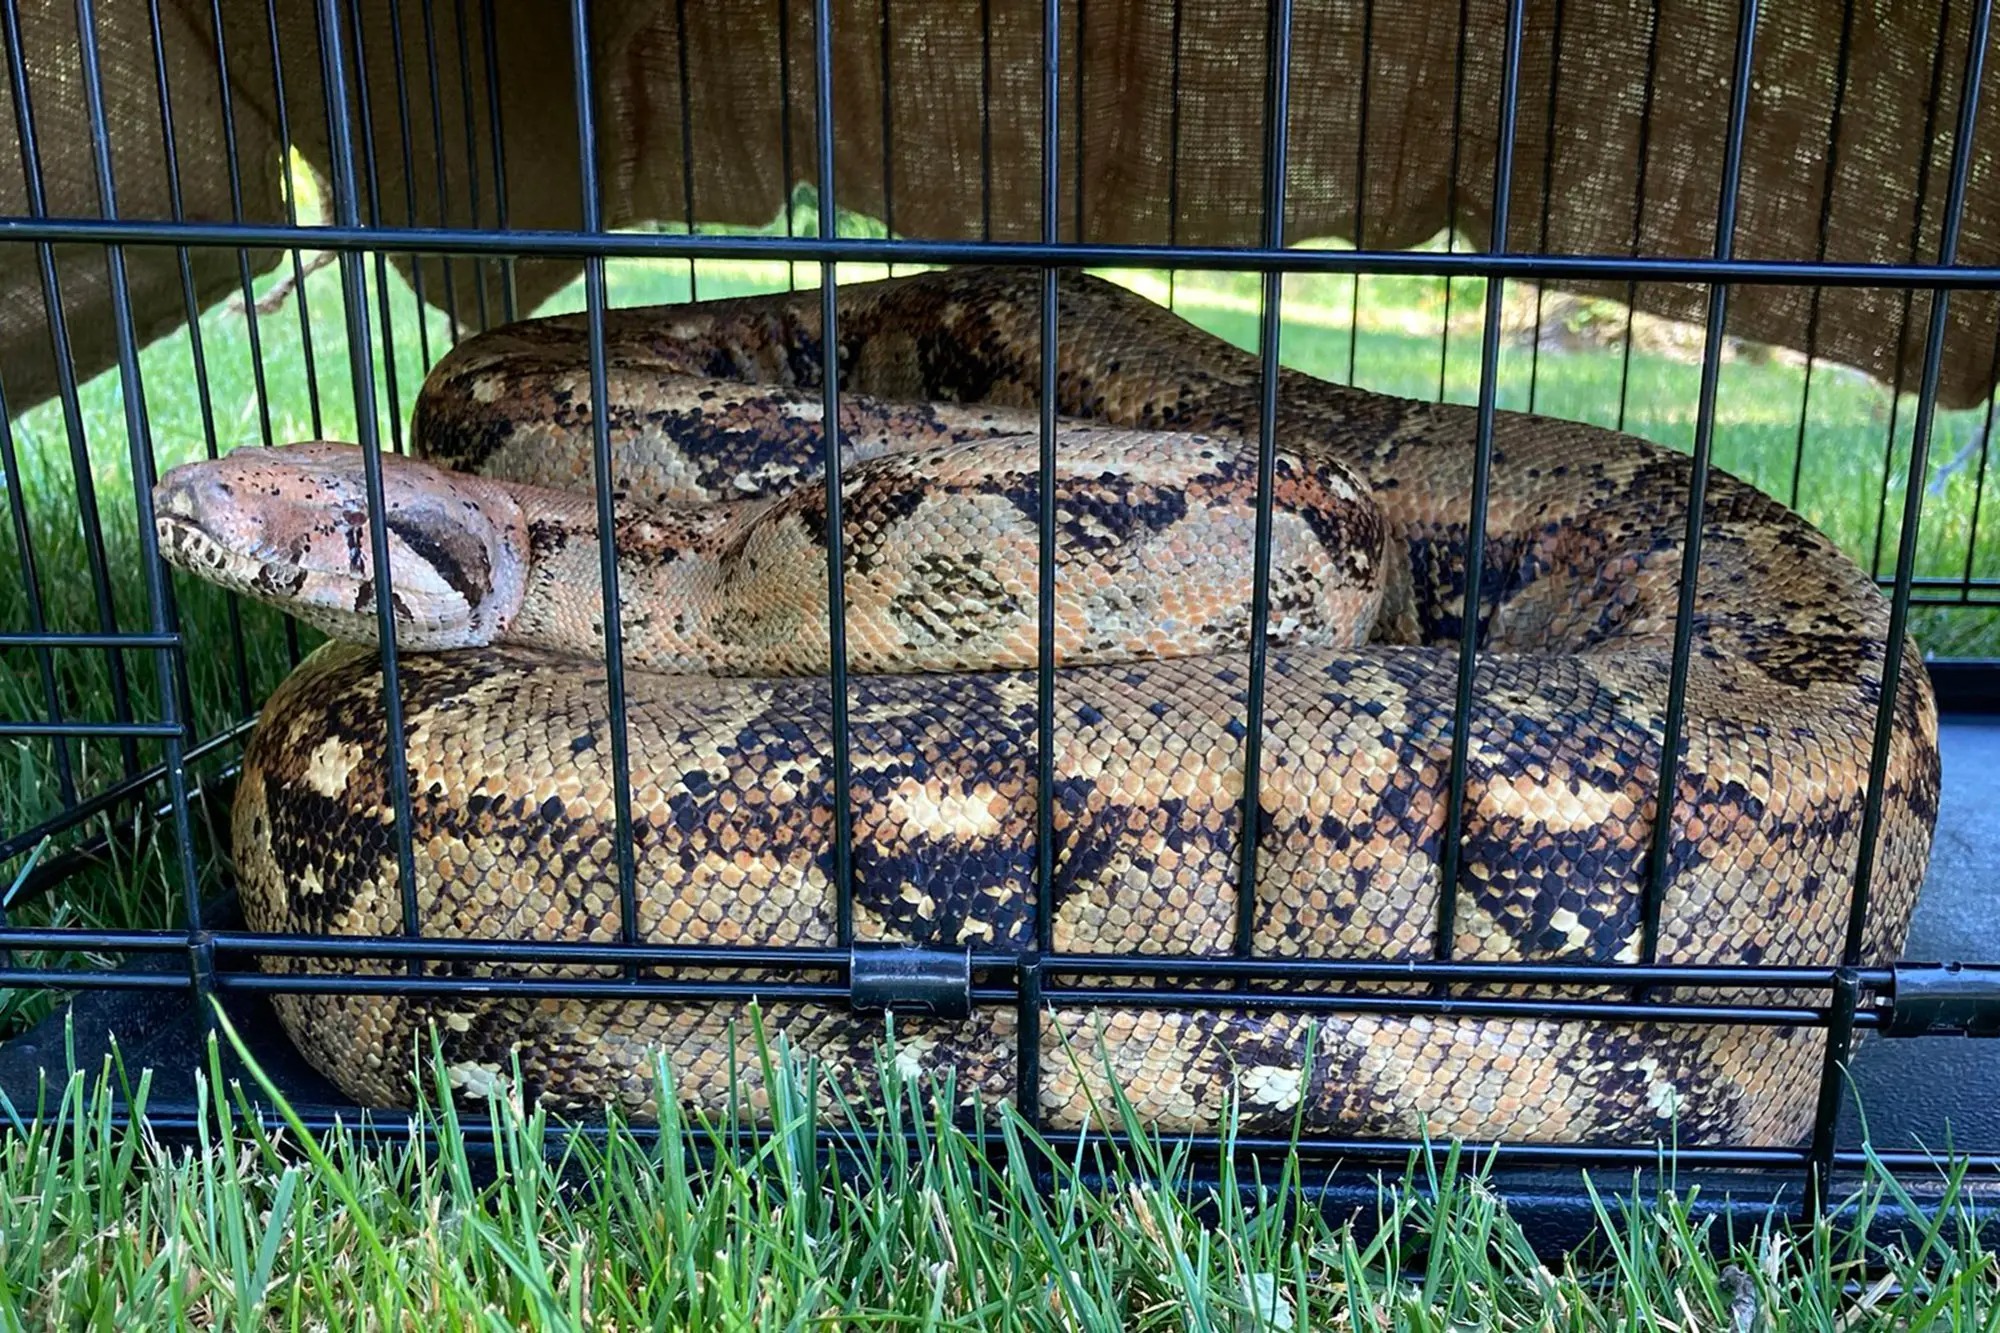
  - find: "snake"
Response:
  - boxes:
[151,266,1941,1147]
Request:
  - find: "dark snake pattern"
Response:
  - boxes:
[183,268,1938,1146]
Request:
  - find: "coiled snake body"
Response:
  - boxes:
[155,268,1940,1146]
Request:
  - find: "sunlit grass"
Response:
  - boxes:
[0,1005,1984,1330]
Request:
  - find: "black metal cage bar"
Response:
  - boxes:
[1434,0,1525,962]
[345,0,409,459]
[1234,0,1294,957]
[1019,0,1062,1130]
[24,213,2000,287]
[813,0,858,951]
[1639,0,1760,966]
[568,0,643,960]
[311,0,422,951]
[261,0,326,437]
[1788,0,1858,511]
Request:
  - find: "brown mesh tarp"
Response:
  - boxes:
[1,0,1997,417]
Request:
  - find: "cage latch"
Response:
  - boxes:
[848,944,972,1019]
[1884,962,2000,1037]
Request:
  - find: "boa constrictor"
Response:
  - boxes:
[153,267,1940,1147]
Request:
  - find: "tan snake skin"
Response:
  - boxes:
[153,267,1940,1147]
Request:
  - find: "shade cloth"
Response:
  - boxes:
[0,0,1994,415]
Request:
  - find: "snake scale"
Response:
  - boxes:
[153,267,1940,1146]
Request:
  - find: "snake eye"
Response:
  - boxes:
[385,511,494,612]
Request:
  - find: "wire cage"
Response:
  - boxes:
[0,0,1997,1249]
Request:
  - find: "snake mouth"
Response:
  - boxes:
[156,509,315,604]
[152,455,344,605]
[153,466,330,606]
[154,463,243,560]
[155,506,238,573]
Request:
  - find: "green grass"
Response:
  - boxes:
[0,1006,1984,1330]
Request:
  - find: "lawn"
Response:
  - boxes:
[1,200,1997,1327]
[0,1010,1987,1329]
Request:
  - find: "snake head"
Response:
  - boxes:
[153,440,529,651]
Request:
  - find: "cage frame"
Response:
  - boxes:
[0,0,1994,1252]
